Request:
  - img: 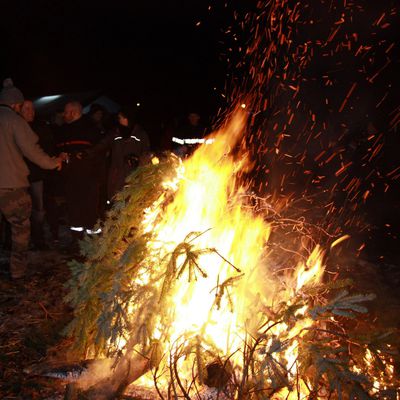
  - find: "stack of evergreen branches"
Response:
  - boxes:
[63,154,399,399]
[64,155,181,358]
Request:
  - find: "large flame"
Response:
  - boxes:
[129,109,326,396]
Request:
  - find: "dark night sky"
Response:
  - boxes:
[1,0,399,126]
[1,0,228,117]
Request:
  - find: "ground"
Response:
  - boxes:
[0,232,399,399]
[0,246,72,399]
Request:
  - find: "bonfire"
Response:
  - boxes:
[62,109,398,399]
[58,0,400,397]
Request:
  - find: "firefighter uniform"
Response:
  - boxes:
[56,116,102,234]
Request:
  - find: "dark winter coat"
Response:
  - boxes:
[107,124,150,199]
[55,116,102,228]
[26,120,56,182]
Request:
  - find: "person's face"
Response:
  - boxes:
[188,113,200,126]
[118,113,129,127]
[63,104,78,123]
[92,110,103,123]
[20,100,35,123]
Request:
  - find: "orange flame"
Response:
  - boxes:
[130,109,326,396]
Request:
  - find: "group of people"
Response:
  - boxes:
[0,79,153,280]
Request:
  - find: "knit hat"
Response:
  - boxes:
[0,78,24,105]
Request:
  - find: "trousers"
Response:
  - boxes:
[0,188,32,278]
[30,180,46,246]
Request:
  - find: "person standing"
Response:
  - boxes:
[20,100,56,249]
[172,111,207,158]
[56,101,102,236]
[88,103,109,218]
[0,78,62,279]
[107,105,150,200]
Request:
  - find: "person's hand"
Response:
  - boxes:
[59,152,69,162]
[54,157,63,171]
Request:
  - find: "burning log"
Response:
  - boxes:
[24,359,94,381]
[65,350,152,400]
[203,359,233,389]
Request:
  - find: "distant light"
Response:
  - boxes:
[241,103,246,109]
[36,95,61,104]
[151,156,160,165]
[136,102,141,107]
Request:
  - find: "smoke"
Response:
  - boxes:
[74,358,115,390]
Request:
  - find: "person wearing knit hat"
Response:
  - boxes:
[0,78,64,280]
[0,78,24,107]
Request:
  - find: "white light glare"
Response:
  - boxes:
[36,95,62,104]
[172,137,215,145]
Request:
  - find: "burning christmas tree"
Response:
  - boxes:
[62,0,400,397]
[63,109,397,399]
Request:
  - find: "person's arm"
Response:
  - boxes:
[77,131,114,160]
[139,129,151,165]
[143,131,150,153]
[14,117,61,170]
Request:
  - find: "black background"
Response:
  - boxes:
[0,0,228,116]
